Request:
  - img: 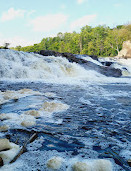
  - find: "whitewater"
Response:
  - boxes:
[0,49,131,171]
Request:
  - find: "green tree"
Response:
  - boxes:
[15,46,22,51]
[13,24,131,57]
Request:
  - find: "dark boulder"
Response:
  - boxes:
[88,55,98,61]
[81,61,122,77]
[39,50,97,64]
[39,50,122,77]
[39,50,61,57]
[40,50,56,56]
[101,61,114,67]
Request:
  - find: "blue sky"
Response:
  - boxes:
[0,0,130,47]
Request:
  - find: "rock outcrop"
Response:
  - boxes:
[39,50,122,77]
[118,40,131,58]
[39,50,99,61]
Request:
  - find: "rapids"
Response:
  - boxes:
[0,49,131,170]
[0,49,100,83]
[0,49,131,84]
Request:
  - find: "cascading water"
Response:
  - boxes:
[0,49,99,81]
[0,49,131,84]
[0,49,131,171]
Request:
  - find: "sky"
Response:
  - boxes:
[0,0,130,47]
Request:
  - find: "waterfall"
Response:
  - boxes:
[0,49,103,83]
[0,49,130,84]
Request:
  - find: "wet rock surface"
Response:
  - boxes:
[39,50,122,77]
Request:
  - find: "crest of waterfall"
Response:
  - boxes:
[0,49,102,83]
[0,49,131,84]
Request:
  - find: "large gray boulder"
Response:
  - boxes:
[118,40,131,58]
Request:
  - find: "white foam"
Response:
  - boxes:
[0,146,120,171]
[0,141,20,165]
[0,160,23,171]
[0,139,11,151]
[79,97,94,106]
[21,120,36,127]
[24,110,40,117]
[67,158,113,171]
[47,156,63,170]
[118,58,131,68]
[38,100,69,119]
[0,125,9,132]
[1,112,36,129]
[93,159,113,171]
[0,92,69,129]
[72,161,92,171]
[81,55,103,66]
[120,150,131,160]
[27,136,45,151]
[0,88,42,105]
[44,92,56,97]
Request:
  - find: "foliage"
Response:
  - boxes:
[13,24,131,57]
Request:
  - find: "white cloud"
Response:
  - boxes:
[77,0,88,4]
[27,10,36,17]
[1,8,26,22]
[70,14,97,31]
[30,14,68,32]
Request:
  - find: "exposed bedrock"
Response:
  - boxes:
[118,40,131,58]
[39,50,122,77]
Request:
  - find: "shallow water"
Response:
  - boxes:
[0,81,131,170]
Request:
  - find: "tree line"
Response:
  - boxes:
[13,24,131,57]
